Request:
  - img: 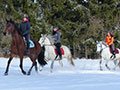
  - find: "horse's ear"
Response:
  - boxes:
[96,41,98,44]
[41,34,43,37]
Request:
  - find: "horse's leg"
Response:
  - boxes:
[113,59,120,70]
[67,55,75,66]
[28,55,38,74]
[19,56,26,75]
[4,53,14,75]
[50,55,59,72]
[113,59,117,66]
[35,61,38,72]
[27,55,37,75]
[58,60,63,67]
[51,60,55,72]
[54,55,63,67]
[118,61,120,69]
[55,55,58,60]
[105,60,110,70]
[99,59,103,71]
[27,63,34,75]
[27,61,36,75]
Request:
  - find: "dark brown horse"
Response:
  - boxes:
[3,19,47,75]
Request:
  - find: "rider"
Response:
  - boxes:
[20,14,31,55]
[105,30,116,59]
[52,26,62,60]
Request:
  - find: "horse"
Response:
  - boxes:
[39,34,75,72]
[3,19,47,75]
[96,41,120,70]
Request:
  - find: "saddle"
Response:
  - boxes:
[109,48,119,54]
[54,48,64,55]
[23,38,35,48]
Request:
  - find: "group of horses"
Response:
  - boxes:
[3,19,120,75]
[3,19,75,75]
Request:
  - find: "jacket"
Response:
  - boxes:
[52,31,61,44]
[20,20,31,36]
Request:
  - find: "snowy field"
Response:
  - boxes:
[0,57,120,90]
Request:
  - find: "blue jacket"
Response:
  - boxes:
[20,21,31,35]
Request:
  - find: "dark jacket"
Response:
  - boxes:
[20,21,31,36]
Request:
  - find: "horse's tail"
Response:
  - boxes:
[62,45,75,66]
[69,55,75,66]
[37,50,47,66]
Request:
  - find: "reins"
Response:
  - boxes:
[44,44,54,46]
[42,35,55,47]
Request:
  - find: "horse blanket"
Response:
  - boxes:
[54,48,64,55]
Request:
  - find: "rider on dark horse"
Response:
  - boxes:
[105,30,116,59]
[52,26,62,60]
[20,14,31,55]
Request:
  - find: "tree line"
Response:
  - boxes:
[0,0,120,58]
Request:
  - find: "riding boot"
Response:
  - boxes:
[25,42,30,55]
[113,50,116,59]
[59,55,62,60]
[58,50,62,60]
[110,54,115,59]
[110,50,116,59]
[57,48,62,60]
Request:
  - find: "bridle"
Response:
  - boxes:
[98,42,108,54]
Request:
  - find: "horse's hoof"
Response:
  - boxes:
[39,66,43,71]
[4,73,8,76]
[23,71,26,75]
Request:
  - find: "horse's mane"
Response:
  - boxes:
[100,41,108,47]
[9,20,22,35]
[46,34,55,44]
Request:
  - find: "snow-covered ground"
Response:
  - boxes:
[0,57,120,90]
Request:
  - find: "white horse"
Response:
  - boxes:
[39,34,75,72]
[96,41,120,70]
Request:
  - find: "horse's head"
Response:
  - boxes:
[96,41,107,53]
[3,19,15,36]
[39,34,51,47]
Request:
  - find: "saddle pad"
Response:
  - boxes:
[54,48,64,55]
[23,38,35,48]
[109,48,119,54]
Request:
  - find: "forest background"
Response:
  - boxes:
[0,0,120,58]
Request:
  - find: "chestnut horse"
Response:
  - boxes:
[3,19,47,75]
